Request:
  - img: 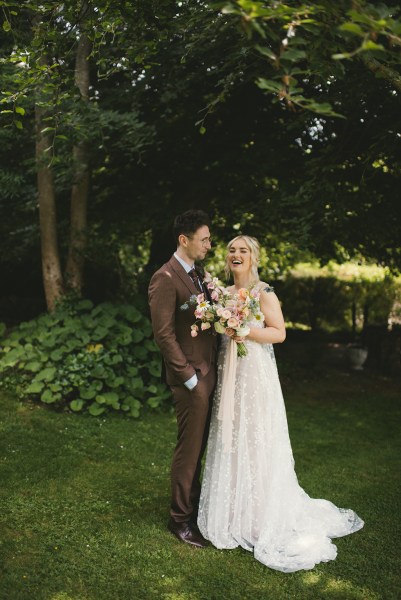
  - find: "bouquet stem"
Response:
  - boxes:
[236,341,247,358]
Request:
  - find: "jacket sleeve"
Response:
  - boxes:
[148,270,195,383]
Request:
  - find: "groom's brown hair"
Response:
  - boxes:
[173,210,211,245]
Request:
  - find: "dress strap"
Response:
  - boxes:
[252,281,274,294]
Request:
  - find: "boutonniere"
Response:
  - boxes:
[194,264,206,282]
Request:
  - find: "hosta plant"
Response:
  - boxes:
[0,300,170,417]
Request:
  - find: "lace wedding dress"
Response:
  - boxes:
[198,285,364,572]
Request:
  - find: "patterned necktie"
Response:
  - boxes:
[188,268,202,293]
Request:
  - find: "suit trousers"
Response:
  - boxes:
[170,367,216,523]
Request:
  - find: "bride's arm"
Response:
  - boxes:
[245,290,286,344]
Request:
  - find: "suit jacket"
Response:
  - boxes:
[148,255,217,386]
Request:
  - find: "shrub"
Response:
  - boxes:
[278,262,401,333]
[0,300,170,417]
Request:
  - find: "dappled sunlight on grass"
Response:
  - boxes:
[301,570,379,600]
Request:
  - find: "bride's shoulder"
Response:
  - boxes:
[253,281,275,294]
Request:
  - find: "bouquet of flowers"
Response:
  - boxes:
[181,272,264,357]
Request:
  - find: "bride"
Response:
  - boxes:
[198,235,364,572]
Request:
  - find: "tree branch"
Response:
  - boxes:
[359,53,401,96]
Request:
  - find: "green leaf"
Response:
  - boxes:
[256,78,283,93]
[41,389,61,404]
[115,332,132,345]
[89,402,106,416]
[79,387,98,400]
[26,381,44,394]
[339,22,365,36]
[147,396,161,408]
[15,106,25,116]
[97,392,119,406]
[35,367,56,382]
[144,339,157,352]
[24,361,43,372]
[3,21,11,32]
[49,383,62,392]
[199,126,206,135]
[91,366,108,379]
[361,40,385,52]
[281,48,307,62]
[92,326,109,341]
[14,120,23,130]
[124,396,141,409]
[120,306,142,323]
[130,377,144,391]
[108,376,124,388]
[131,329,144,343]
[70,399,84,412]
[255,45,277,61]
[148,361,161,377]
[50,349,65,361]
[1,348,23,367]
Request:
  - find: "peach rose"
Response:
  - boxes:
[227,317,239,329]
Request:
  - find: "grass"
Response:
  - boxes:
[0,359,400,600]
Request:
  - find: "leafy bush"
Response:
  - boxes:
[278,262,401,333]
[0,300,170,417]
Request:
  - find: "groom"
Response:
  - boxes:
[148,209,217,548]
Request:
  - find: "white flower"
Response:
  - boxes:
[214,321,226,334]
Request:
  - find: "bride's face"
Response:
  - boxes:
[228,239,252,275]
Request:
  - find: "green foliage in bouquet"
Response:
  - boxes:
[0,300,170,417]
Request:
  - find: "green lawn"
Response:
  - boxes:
[0,364,400,600]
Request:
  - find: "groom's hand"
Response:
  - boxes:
[184,373,198,390]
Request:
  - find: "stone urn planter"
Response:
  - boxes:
[347,344,368,371]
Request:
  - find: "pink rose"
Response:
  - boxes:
[227,317,239,328]
[191,329,198,337]
[222,309,232,320]
[201,322,211,331]
[211,290,219,301]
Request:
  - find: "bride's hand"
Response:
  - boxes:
[225,328,242,342]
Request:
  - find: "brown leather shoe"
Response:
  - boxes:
[168,518,209,548]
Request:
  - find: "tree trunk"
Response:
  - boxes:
[65,3,92,294]
[35,97,64,312]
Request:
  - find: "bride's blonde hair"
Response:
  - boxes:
[224,235,260,281]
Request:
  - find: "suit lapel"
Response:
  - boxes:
[169,256,198,295]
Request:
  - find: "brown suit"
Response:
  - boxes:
[148,255,217,522]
